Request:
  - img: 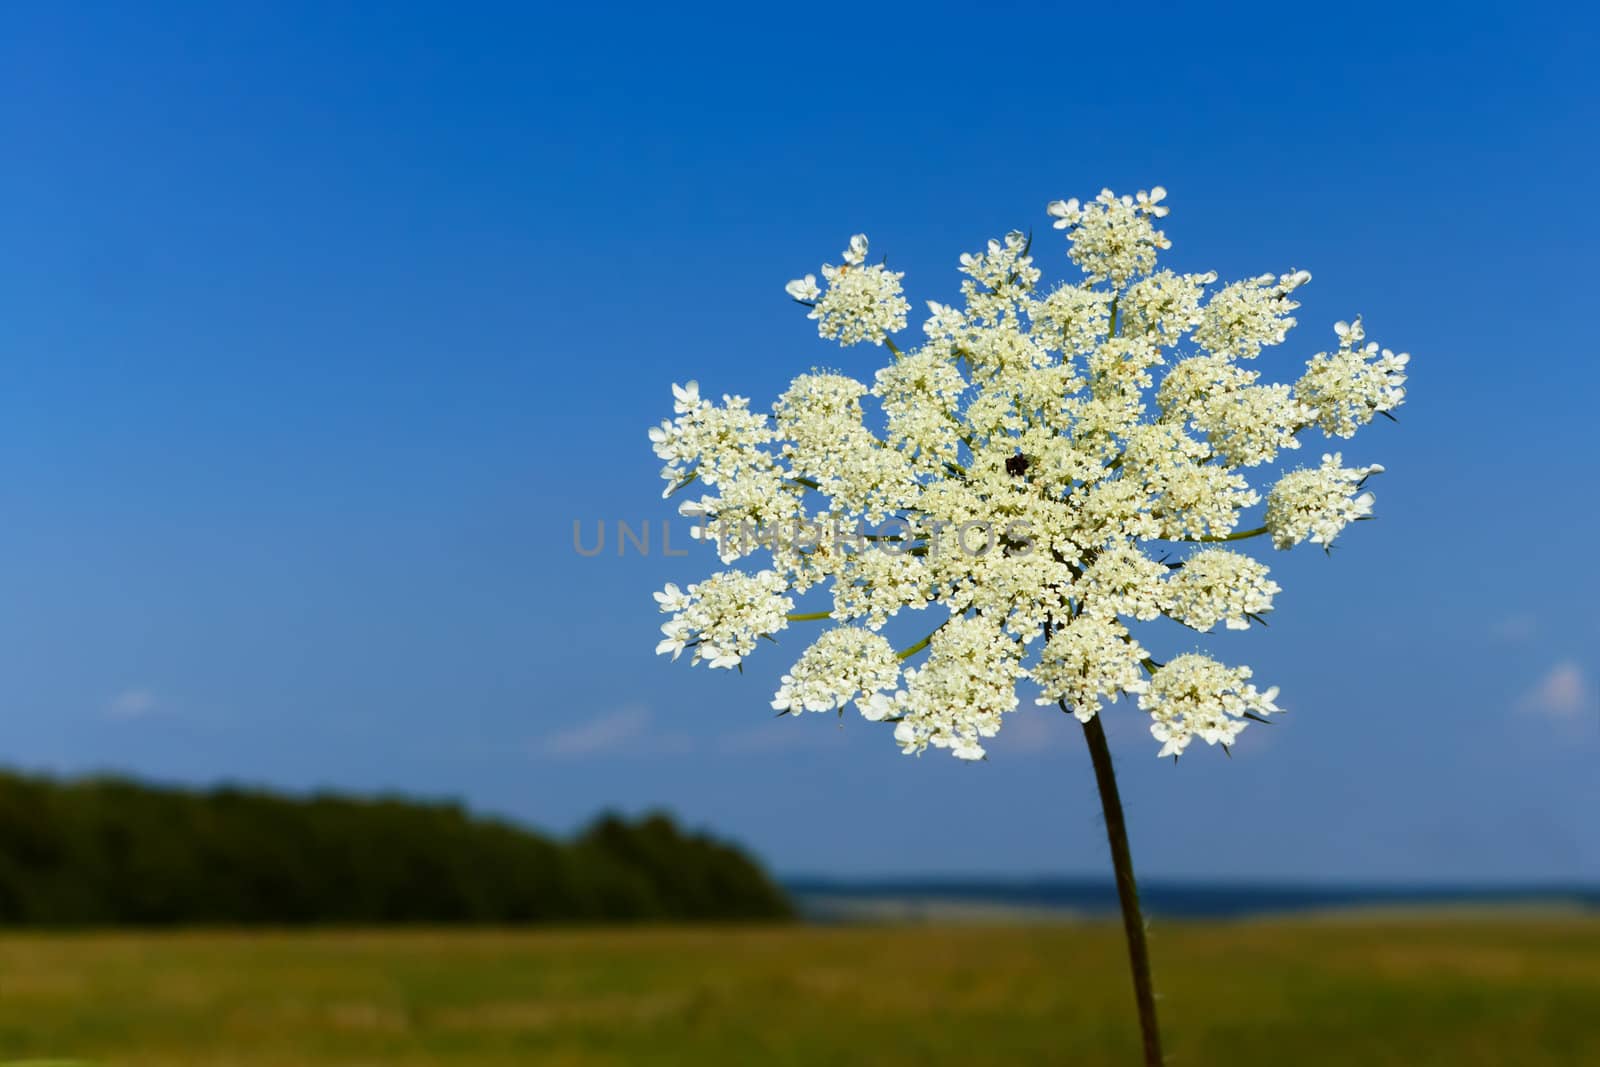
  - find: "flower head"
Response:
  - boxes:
[1138,654,1281,758]
[1265,452,1384,549]
[771,627,900,714]
[1297,318,1409,438]
[654,570,792,669]
[650,185,1410,758]
[796,234,911,347]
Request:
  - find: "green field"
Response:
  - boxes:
[1,916,1596,1065]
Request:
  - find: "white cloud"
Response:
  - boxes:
[1518,662,1596,720]
[716,717,847,755]
[534,705,695,759]
[106,688,158,720]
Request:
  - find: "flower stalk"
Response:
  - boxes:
[1079,709,1164,1066]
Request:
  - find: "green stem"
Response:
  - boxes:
[1077,709,1164,1066]
[1180,525,1268,544]
[895,631,936,661]
[785,611,832,622]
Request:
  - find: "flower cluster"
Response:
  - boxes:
[1264,452,1383,549]
[787,234,910,347]
[1138,654,1281,758]
[1165,549,1281,632]
[650,186,1409,759]
[654,571,792,669]
[1031,613,1150,723]
[770,626,900,714]
[875,615,1022,760]
[1047,188,1171,287]
[1296,318,1410,437]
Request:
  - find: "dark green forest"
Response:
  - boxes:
[0,770,792,924]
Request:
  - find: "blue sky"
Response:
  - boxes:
[1,2,1596,883]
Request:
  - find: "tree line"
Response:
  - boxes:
[0,769,792,924]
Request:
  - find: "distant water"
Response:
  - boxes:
[786,878,1600,922]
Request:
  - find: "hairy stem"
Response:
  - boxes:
[1079,710,1164,1066]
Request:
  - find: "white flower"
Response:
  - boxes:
[653,582,691,614]
[1135,186,1169,218]
[653,570,793,669]
[1054,188,1171,287]
[958,231,1042,325]
[650,384,779,492]
[771,627,900,714]
[797,235,910,346]
[880,615,1022,760]
[843,233,869,267]
[1028,285,1112,355]
[648,184,1411,758]
[1074,541,1171,622]
[1165,550,1280,632]
[1297,318,1409,438]
[1031,614,1149,721]
[923,300,965,337]
[1046,197,1081,229]
[1193,273,1302,359]
[1139,654,1281,758]
[672,380,701,414]
[785,274,820,302]
[1265,452,1383,549]
[1120,270,1214,342]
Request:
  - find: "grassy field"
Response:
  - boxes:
[1,916,1596,1066]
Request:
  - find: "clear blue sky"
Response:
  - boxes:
[2,2,1596,883]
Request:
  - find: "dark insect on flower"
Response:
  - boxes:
[1005,454,1030,477]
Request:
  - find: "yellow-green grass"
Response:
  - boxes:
[1,916,1596,1065]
